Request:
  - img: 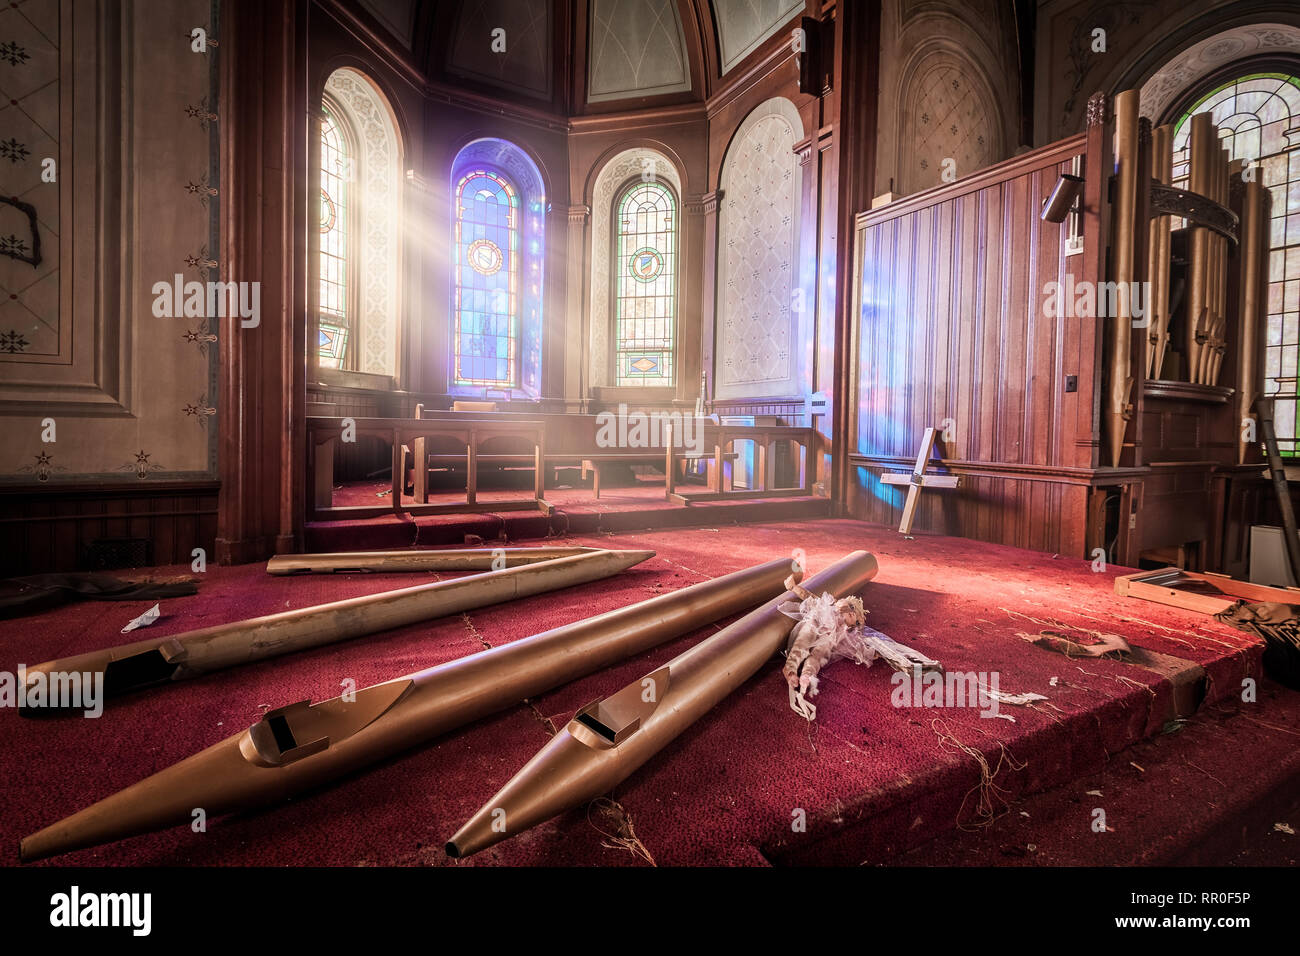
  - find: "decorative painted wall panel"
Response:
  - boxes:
[0,0,59,360]
[713,0,802,74]
[899,53,999,194]
[0,0,219,483]
[587,0,690,102]
[715,97,802,400]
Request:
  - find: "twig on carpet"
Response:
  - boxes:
[1072,665,1157,699]
[587,797,656,866]
[524,700,558,736]
[1182,759,1226,788]
[656,555,712,579]
[1239,715,1300,738]
[460,611,492,651]
[931,717,1026,831]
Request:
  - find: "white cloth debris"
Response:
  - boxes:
[978,684,1048,706]
[121,603,161,633]
[778,588,939,720]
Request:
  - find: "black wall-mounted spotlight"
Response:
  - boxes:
[1040,173,1084,223]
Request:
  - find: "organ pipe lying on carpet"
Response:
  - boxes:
[265,546,605,575]
[446,550,879,859]
[19,550,654,710]
[19,557,798,862]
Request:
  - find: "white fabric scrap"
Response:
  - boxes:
[121,603,161,633]
[978,683,1048,706]
[778,591,939,721]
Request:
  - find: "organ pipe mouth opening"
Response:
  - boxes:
[246,700,331,766]
[570,665,670,746]
[575,710,630,744]
[101,648,182,697]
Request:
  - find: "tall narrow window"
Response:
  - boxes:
[313,69,403,378]
[318,103,351,369]
[453,169,520,387]
[449,139,545,398]
[613,181,676,385]
[1172,73,1300,451]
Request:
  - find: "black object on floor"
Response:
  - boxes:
[0,573,200,621]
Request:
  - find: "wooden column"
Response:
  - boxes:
[1077,92,1114,470]
[696,190,722,407]
[1104,90,1140,468]
[566,203,590,411]
[829,0,881,512]
[681,193,709,407]
[216,0,309,563]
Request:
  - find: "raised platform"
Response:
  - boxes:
[3,519,1293,867]
[307,478,831,550]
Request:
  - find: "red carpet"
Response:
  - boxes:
[1,518,1288,866]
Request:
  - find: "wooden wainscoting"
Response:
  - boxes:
[0,481,219,576]
[847,133,1098,553]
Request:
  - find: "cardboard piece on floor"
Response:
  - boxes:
[879,426,959,534]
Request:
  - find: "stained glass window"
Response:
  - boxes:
[318,103,351,369]
[1173,73,1300,452]
[453,169,520,387]
[614,180,677,386]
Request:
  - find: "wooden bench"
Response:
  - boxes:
[664,423,819,503]
[579,451,735,499]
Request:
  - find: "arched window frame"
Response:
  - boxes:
[448,139,547,401]
[1170,71,1300,452]
[311,68,404,383]
[611,177,679,386]
[317,95,359,371]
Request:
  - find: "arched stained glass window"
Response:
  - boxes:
[453,170,520,387]
[1173,73,1300,451]
[448,139,545,398]
[614,180,677,386]
[318,103,351,369]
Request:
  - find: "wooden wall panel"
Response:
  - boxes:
[848,135,1098,555]
[0,483,219,576]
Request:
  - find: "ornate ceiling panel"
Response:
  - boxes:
[356,0,415,48]
[713,0,803,75]
[588,0,691,102]
[447,0,552,101]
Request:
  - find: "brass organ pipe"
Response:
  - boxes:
[1187,113,1213,381]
